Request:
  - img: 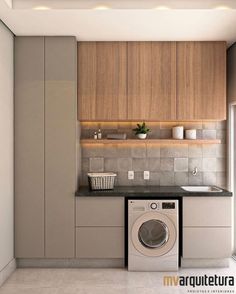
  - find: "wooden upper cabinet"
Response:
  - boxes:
[78,42,127,120]
[176,42,226,120]
[127,42,176,120]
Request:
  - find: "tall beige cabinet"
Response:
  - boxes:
[15,37,77,258]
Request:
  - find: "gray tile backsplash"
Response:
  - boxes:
[79,121,227,188]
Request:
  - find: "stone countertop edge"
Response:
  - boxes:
[75,186,233,197]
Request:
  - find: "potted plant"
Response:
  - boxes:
[133,122,151,139]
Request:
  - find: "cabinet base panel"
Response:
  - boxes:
[16,258,124,268]
[181,258,229,268]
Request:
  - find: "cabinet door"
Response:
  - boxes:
[183,227,232,258]
[76,197,124,227]
[76,227,124,258]
[15,37,45,258]
[45,37,77,258]
[78,42,96,120]
[177,42,226,120]
[127,42,176,120]
[78,42,127,120]
[183,197,232,227]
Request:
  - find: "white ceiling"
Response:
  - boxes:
[1,0,236,46]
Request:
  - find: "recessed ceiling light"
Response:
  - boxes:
[155,5,170,10]
[94,5,110,10]
[34,6,50,10]
[215,5,231,10]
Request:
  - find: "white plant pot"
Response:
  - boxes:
[137,133,147,139]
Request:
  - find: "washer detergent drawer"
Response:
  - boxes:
[76,227,124,258]
[183,227,232,258]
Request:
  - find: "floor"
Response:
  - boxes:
[0,259,236,294]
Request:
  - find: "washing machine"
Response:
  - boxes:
[128,199,178,271]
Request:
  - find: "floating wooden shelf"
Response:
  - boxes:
[80,139,221,145]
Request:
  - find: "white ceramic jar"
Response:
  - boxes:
[185,129,197,140]
[172,126,184,140]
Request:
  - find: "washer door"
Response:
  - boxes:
[131,212,176,257]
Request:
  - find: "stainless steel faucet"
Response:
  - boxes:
[192,167,198,176]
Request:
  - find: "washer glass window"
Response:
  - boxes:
[138,219,169,248]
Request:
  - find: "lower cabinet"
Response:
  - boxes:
[183,227,232,258]
[183,197,232,259]
[76,227,124,258]
[76,197,124,259]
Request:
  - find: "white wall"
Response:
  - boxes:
[0,20,14,272]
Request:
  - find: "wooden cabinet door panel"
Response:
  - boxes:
[151,42,176,120]
[78,42,96,120]
[78,42,127,120]
[128,42,176,120]
[96,42,127,120]
[128,42,152,120]
[177,42,226,120]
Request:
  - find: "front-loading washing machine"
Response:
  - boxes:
[128,199,178,271]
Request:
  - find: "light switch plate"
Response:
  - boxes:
[128,171,134,180]
[144,171,150,180]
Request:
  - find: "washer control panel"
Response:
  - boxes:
[149,201,176,210]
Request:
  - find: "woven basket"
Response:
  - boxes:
[88,173,117,190]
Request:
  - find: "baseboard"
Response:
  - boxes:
[0,259,16,287]
[181,258,230,268]
[17,258,125,268]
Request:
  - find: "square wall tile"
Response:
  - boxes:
[188,144,202,158]
[131,144,146,158]
[117,145,132,157]
[161,145,188,158]
[202,145,217,157]
[202,158,216,172]
[103,144,118,158]
[149,172,160,186]
[203,172,217,185]
[160,158,174,171]
[89,158,104,172]
[132,158,148,171]
[160,172,175,186]
[117,158,132,171]
[82,145,104,158]
[202,129,216,139]
[147,158,160,171]
[146,145,160,158]
[104,158,118,172]
[174,158,188,172]
[174,172,189,185]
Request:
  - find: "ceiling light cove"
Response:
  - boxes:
[215,5,231,10]
[33,6,50,10]
[94,4,111,10]
[155,5,170,10]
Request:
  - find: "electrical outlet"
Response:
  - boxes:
[144,171,150,180]
[128,171,134,180]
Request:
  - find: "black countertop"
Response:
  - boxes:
[75,186,232,198]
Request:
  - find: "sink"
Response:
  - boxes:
[181,186,222,192]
